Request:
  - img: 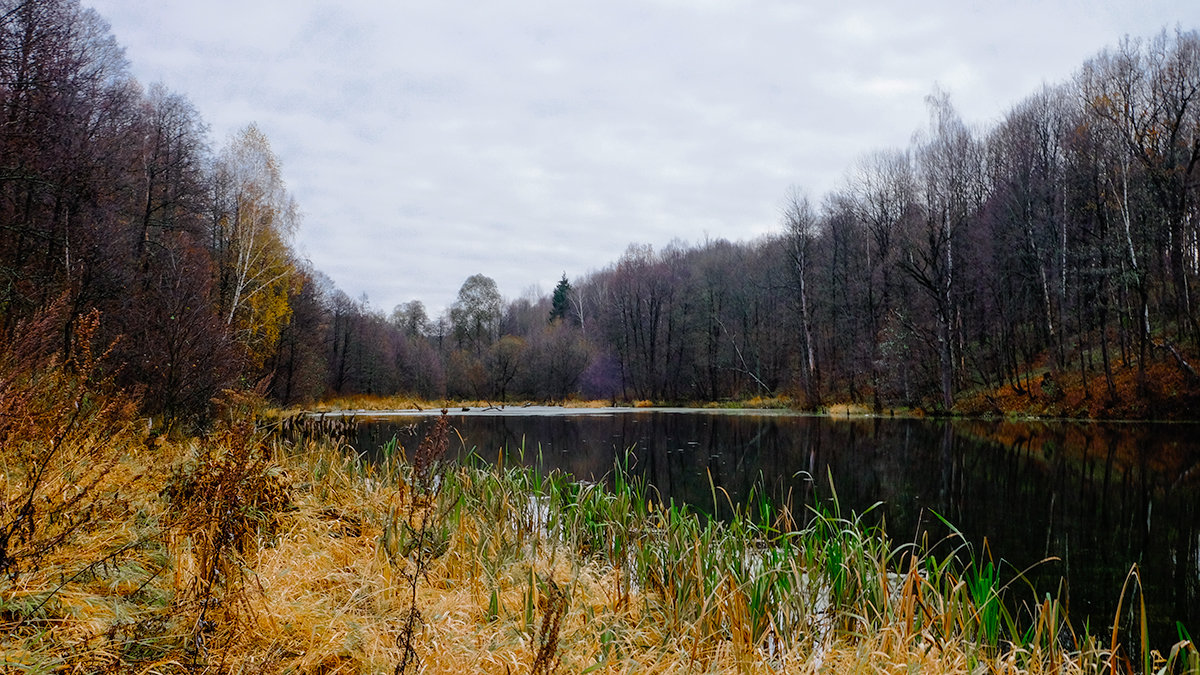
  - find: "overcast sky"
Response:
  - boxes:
[87,0,1197,315]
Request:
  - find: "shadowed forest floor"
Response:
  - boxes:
[956,354,1200,421]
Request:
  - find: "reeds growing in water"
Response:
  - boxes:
[2,402,1197,673]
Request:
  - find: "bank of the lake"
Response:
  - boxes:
[345,407,1200,656]
[7,402,1199,673]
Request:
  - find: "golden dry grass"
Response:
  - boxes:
[2,402,1194,674]
[294,394,802,415]
[301,395,621,414]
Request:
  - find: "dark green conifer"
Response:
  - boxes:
[549,273,571,324]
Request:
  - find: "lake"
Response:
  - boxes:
[350,407,1200,652]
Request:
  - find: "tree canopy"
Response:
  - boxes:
[2,4,1196,419]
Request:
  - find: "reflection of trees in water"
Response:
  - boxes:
[356,413,1199,653]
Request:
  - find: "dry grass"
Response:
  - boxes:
[302,395,619,413]
[297,394,806,415]
[2,383,1197,673]
[824,403,872,417]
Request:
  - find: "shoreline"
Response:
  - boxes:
[293,401,1200,425]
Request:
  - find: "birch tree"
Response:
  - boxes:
[903,91,986,410]
[210,124,299,366]
[987,86,1072,368]
[783,188,821,406]
[847,149,914,408]
[1081,30,1200,346]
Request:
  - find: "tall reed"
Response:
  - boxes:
[6,404,1195,673]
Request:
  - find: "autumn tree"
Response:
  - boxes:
[7,3,1194,417]
[450,274,502,355]
[209,124,299,367]
[267,265,330,405]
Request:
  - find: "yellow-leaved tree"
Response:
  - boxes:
[209,124,300,368]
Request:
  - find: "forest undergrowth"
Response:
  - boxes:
[955,347,1200,421]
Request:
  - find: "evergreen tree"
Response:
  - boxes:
[549,273,572,323]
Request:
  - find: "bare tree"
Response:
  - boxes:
[783,188,821,406]
[135,83,209,260]
[1081,30,1200,346]
[391,300,431,337]
[846,149,914,408]
[450,274,503,355]
[987,86,1073,369]
[902,91,986,410]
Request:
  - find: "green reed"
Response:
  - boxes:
[360,438,1194,672]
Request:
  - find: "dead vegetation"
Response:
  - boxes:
[2,319,1197,673]
[955,347,1200,421]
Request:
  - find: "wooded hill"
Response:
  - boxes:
[2,0,1198,422]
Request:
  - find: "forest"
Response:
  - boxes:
[3,0,1199,425]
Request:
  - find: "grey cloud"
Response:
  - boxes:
[87,0,1197,314]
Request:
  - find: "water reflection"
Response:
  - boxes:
[355,410,1200,651]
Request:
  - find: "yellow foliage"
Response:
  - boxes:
[235,256,297,367]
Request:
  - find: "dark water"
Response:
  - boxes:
[353,409,1200,652]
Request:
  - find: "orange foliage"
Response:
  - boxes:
[957,351,1200,421]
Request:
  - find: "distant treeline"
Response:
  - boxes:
[321,29,1200,411]
[2,0,1198,421]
